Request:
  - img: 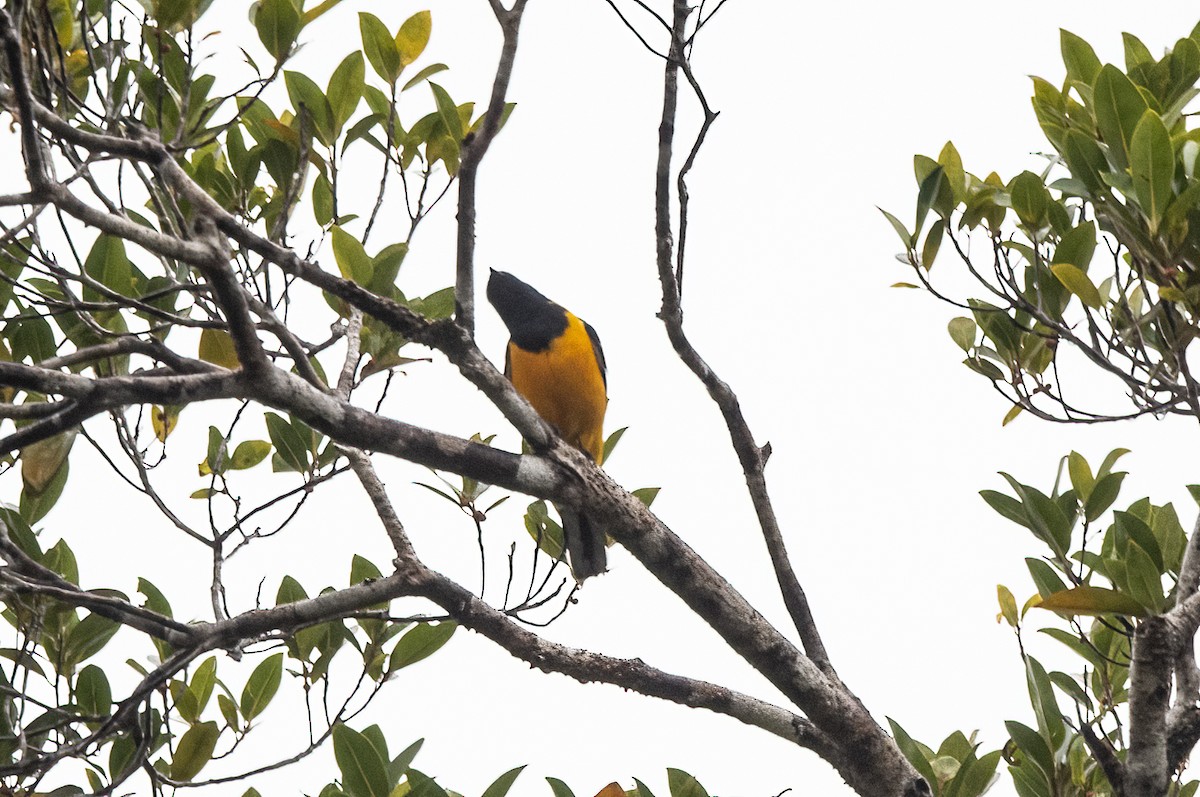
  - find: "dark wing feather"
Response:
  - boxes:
[583,321,606,388]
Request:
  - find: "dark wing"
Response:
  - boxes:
[583,321,607,388]
[503,341,513,379]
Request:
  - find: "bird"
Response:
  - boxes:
[486,269,609,580]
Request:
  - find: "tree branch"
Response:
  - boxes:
[455,0,528,336]
[404,558,837,755]
[648,0,831,674]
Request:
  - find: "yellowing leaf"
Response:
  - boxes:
[996,584,1018,627]
[152,405,182,442]
[229,440,272,470]
[22,430,76,494]
[396,10,431,67]
[1036,585,1148,617]
[1050,263,1104,309]
[594,785,625,797]
[198,329,240,369]
[1001,404,1024,427]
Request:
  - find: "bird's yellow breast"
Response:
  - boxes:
[508,311,607,463]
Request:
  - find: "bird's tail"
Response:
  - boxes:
[559,505,607,581]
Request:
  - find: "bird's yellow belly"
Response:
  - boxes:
[509,315,607,463]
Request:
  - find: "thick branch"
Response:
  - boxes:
[0,363,245,453]
[404,558,835,755]
[1126,617,1174,797]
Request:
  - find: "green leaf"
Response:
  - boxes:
[1114,511,1164,571]
[1026,558,1067,599]
[602,427,627,463]
[359,12,401,84]
[368,243,408,295]
[1085,471,1126,522]
[331,227,374,286]
[239,652,283,721]
[631,487,660,508]
[1130,110,1175,233]
[630,780,659,797]
[198,329,240,369]
[937,141,967,202]
[389,622,456,672]
[914,165,945,238]
[331,724,386,797]
[1036,585,1148,617]
[1050,263,1103,309]
[480,766,526,797]
[1025,656,1065,750]
[139,578,173,618]
[1006,721,1053,779]
[218,693,240,730]
[1048,671,1092,710]
[410,286,455,319]
[277,575,308,605]
[1125,541,1165,613]
[546,778,576,797]
[265,412,310,472]
[62,613,119,669]
[1000,474,1072,556]
[75,664,111,718]
[402,63,448,92]
[109,735,136,780]
[1067,451,1094,503]
[1093,64,1150,171]
[170,721,219,781]
[1124,32,1154,72]
[1063,130,1108,193]
[9,315,56,363]
[350,554,384,586]
[969,299,1022,360]
[313,172,334,226]
[285,70,334,145]
[666,769,709,797]
[396,11,431,68]
[327,51,365,135]
[878,207,913,248]
[429,82,463,142]
[1061,30,1102,86]
[229,440,271,470]
[388,738,424,786]
[1010,171,1049,227]
[981,489,1029,528]
[920,218,944,269]
[1097,448,1131,479]
[177,656,217,723]
[254,0,302,61]
[956,750,1003,797]
[947,317,976,351]
[886,718,938,788]
[1054,222,1097,272]
[408,769,449,797]
[83,235,133,298]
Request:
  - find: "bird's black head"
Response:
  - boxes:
[487,269,568,351]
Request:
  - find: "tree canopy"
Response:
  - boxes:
[10,1,1200,797]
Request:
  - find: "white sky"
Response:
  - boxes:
[11,2,1200,796]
